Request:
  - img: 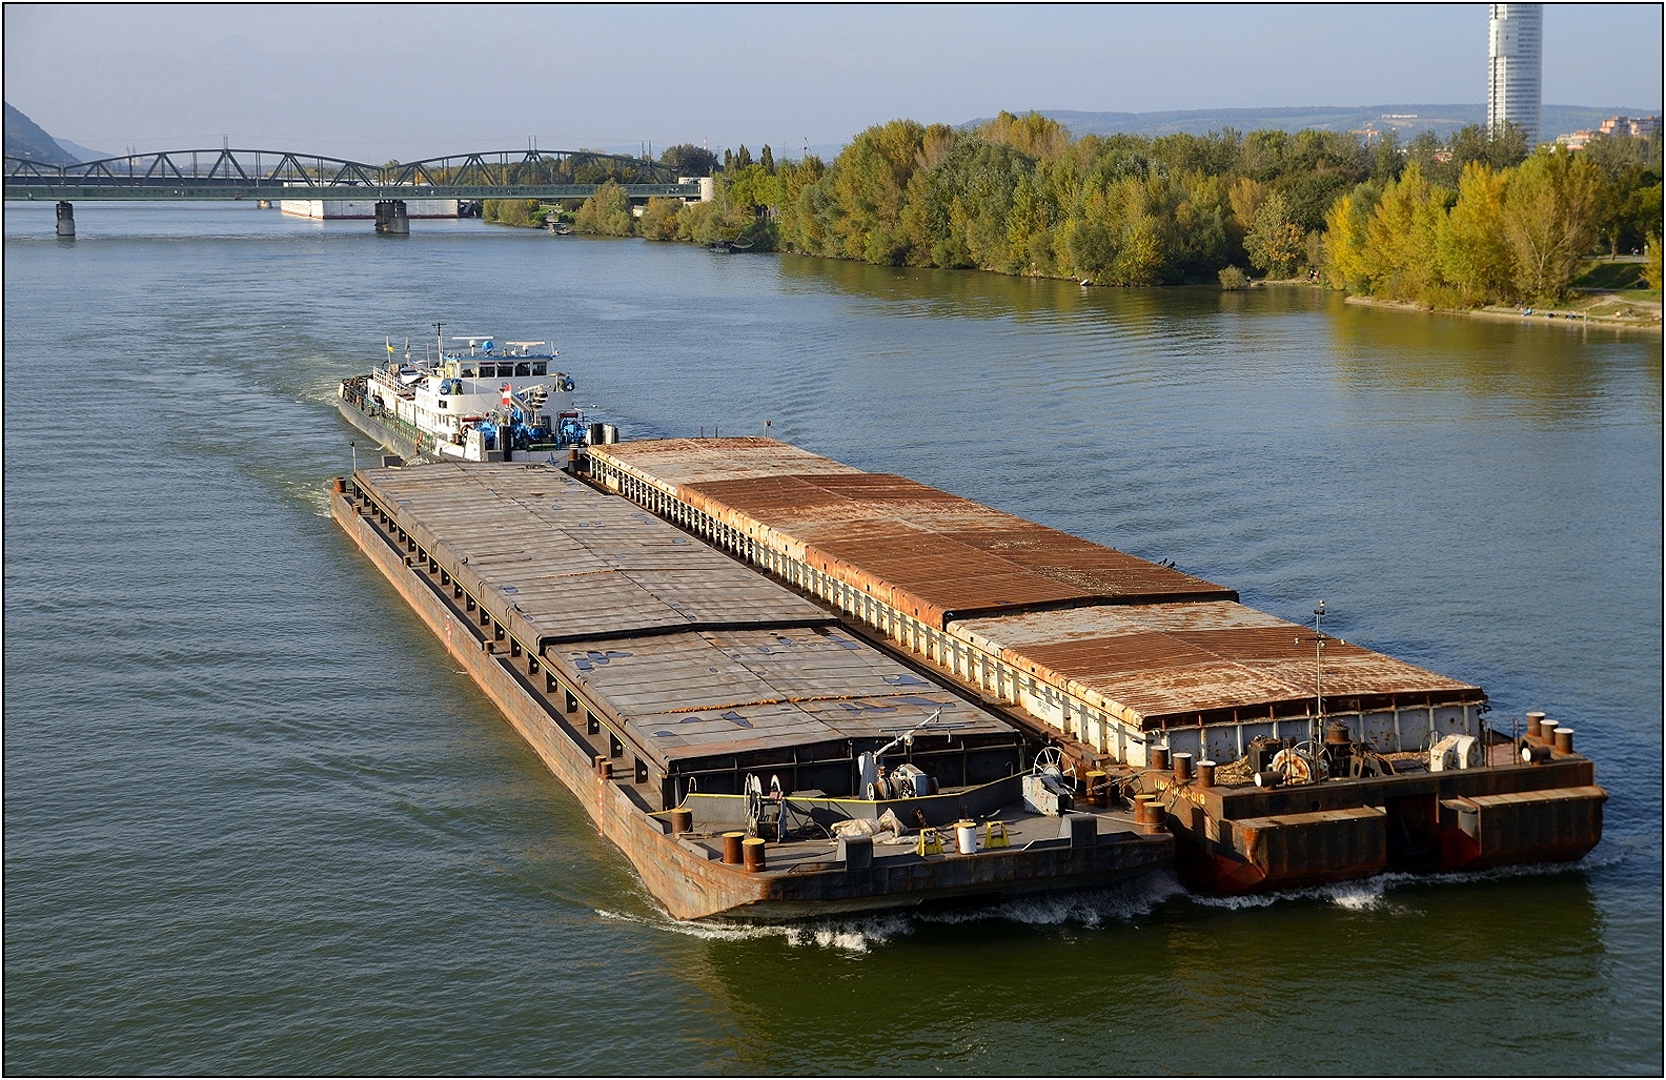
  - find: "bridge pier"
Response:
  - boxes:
[374,200,409,235]
[55,201,74,237]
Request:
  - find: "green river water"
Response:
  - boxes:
[3,203,1660,1074]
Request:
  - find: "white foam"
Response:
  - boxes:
[598,848,1619,943]
[921,870,1189,928]
[1188,849,1614,912]
[596,906,911,952]
[1190,876,1394,911]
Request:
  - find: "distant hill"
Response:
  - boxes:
[56,138,114,163]
[967,104,1654,142]
[4,102,78,165]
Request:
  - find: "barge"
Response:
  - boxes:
[330,462,1172,920]
[329,436,1605,916]
[583,438,1607,893]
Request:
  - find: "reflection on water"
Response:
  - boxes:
[1327,298,1663,422]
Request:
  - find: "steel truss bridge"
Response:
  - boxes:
[2,147,701,201]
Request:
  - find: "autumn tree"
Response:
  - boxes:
[976,110,1071,161]
[573,180,632,236]
[1244,190,1306,278]
[821,119,938,264]
[1321,184,1377,291]
[1437,164,1512,304]
[1500,149,1606,302]
[637,196,682,241]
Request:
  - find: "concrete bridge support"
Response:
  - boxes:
[55,201,74,237]
[374,200,409,235]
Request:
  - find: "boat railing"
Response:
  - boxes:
[346,392,431,449]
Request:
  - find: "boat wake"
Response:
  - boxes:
[594,906,912,952]
[1188,847,1621,913]
[599,847,1625,948]
[597,870,1191,950]
[921,869,1189,929]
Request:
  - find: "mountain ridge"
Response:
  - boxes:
[4,102,77,165]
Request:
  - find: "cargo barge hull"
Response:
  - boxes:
[329,468,1172,921]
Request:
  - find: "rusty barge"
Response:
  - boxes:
[330,462,1171,920]
[582,438,1606,894]
[330,437,1605,918]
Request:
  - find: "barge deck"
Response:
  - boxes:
[330,462,1172,920]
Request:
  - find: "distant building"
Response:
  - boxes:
[1488,4,1543,147]
[1600,115,1662,139]
[678,176,716,203]
[1556,115,1663,151]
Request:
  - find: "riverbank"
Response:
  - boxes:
[1339,290,1663,333]
[1251,278,1662,334]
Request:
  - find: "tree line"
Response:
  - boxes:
[535,113,1663,306]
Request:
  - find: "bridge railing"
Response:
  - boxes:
[4,147,684,193]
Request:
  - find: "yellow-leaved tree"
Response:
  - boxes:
[1437,163,1513,305]
[1500,149,1607,303]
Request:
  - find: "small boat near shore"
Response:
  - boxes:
[338,330,599,463]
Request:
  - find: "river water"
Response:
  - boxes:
[4,203,1660,1074]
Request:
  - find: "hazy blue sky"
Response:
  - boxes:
[5,3,1661,161]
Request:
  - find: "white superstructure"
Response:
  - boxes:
[340,333,591,462]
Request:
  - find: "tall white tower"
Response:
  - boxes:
[1488,4,1543,146]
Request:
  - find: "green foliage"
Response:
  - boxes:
[1644,234,1664,292]
[1578,132,1662,175]
[817,119,939,264]
[573,180,633,236]
[725,163,782,212]
[674,176,759,246]
[1437,164,1513,304]
[635,112,1657,305]
[1244,190,1307,278]
[1501,149,1606,303]
[637,196,683,241]
[1218,265,1248,290]
[659,143,719,177]
[482,198,544,228]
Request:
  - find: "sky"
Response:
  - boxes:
[5,3,1661,162]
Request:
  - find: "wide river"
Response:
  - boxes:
[4,203,1660,1075]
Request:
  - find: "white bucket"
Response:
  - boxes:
[955,820,978,855]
